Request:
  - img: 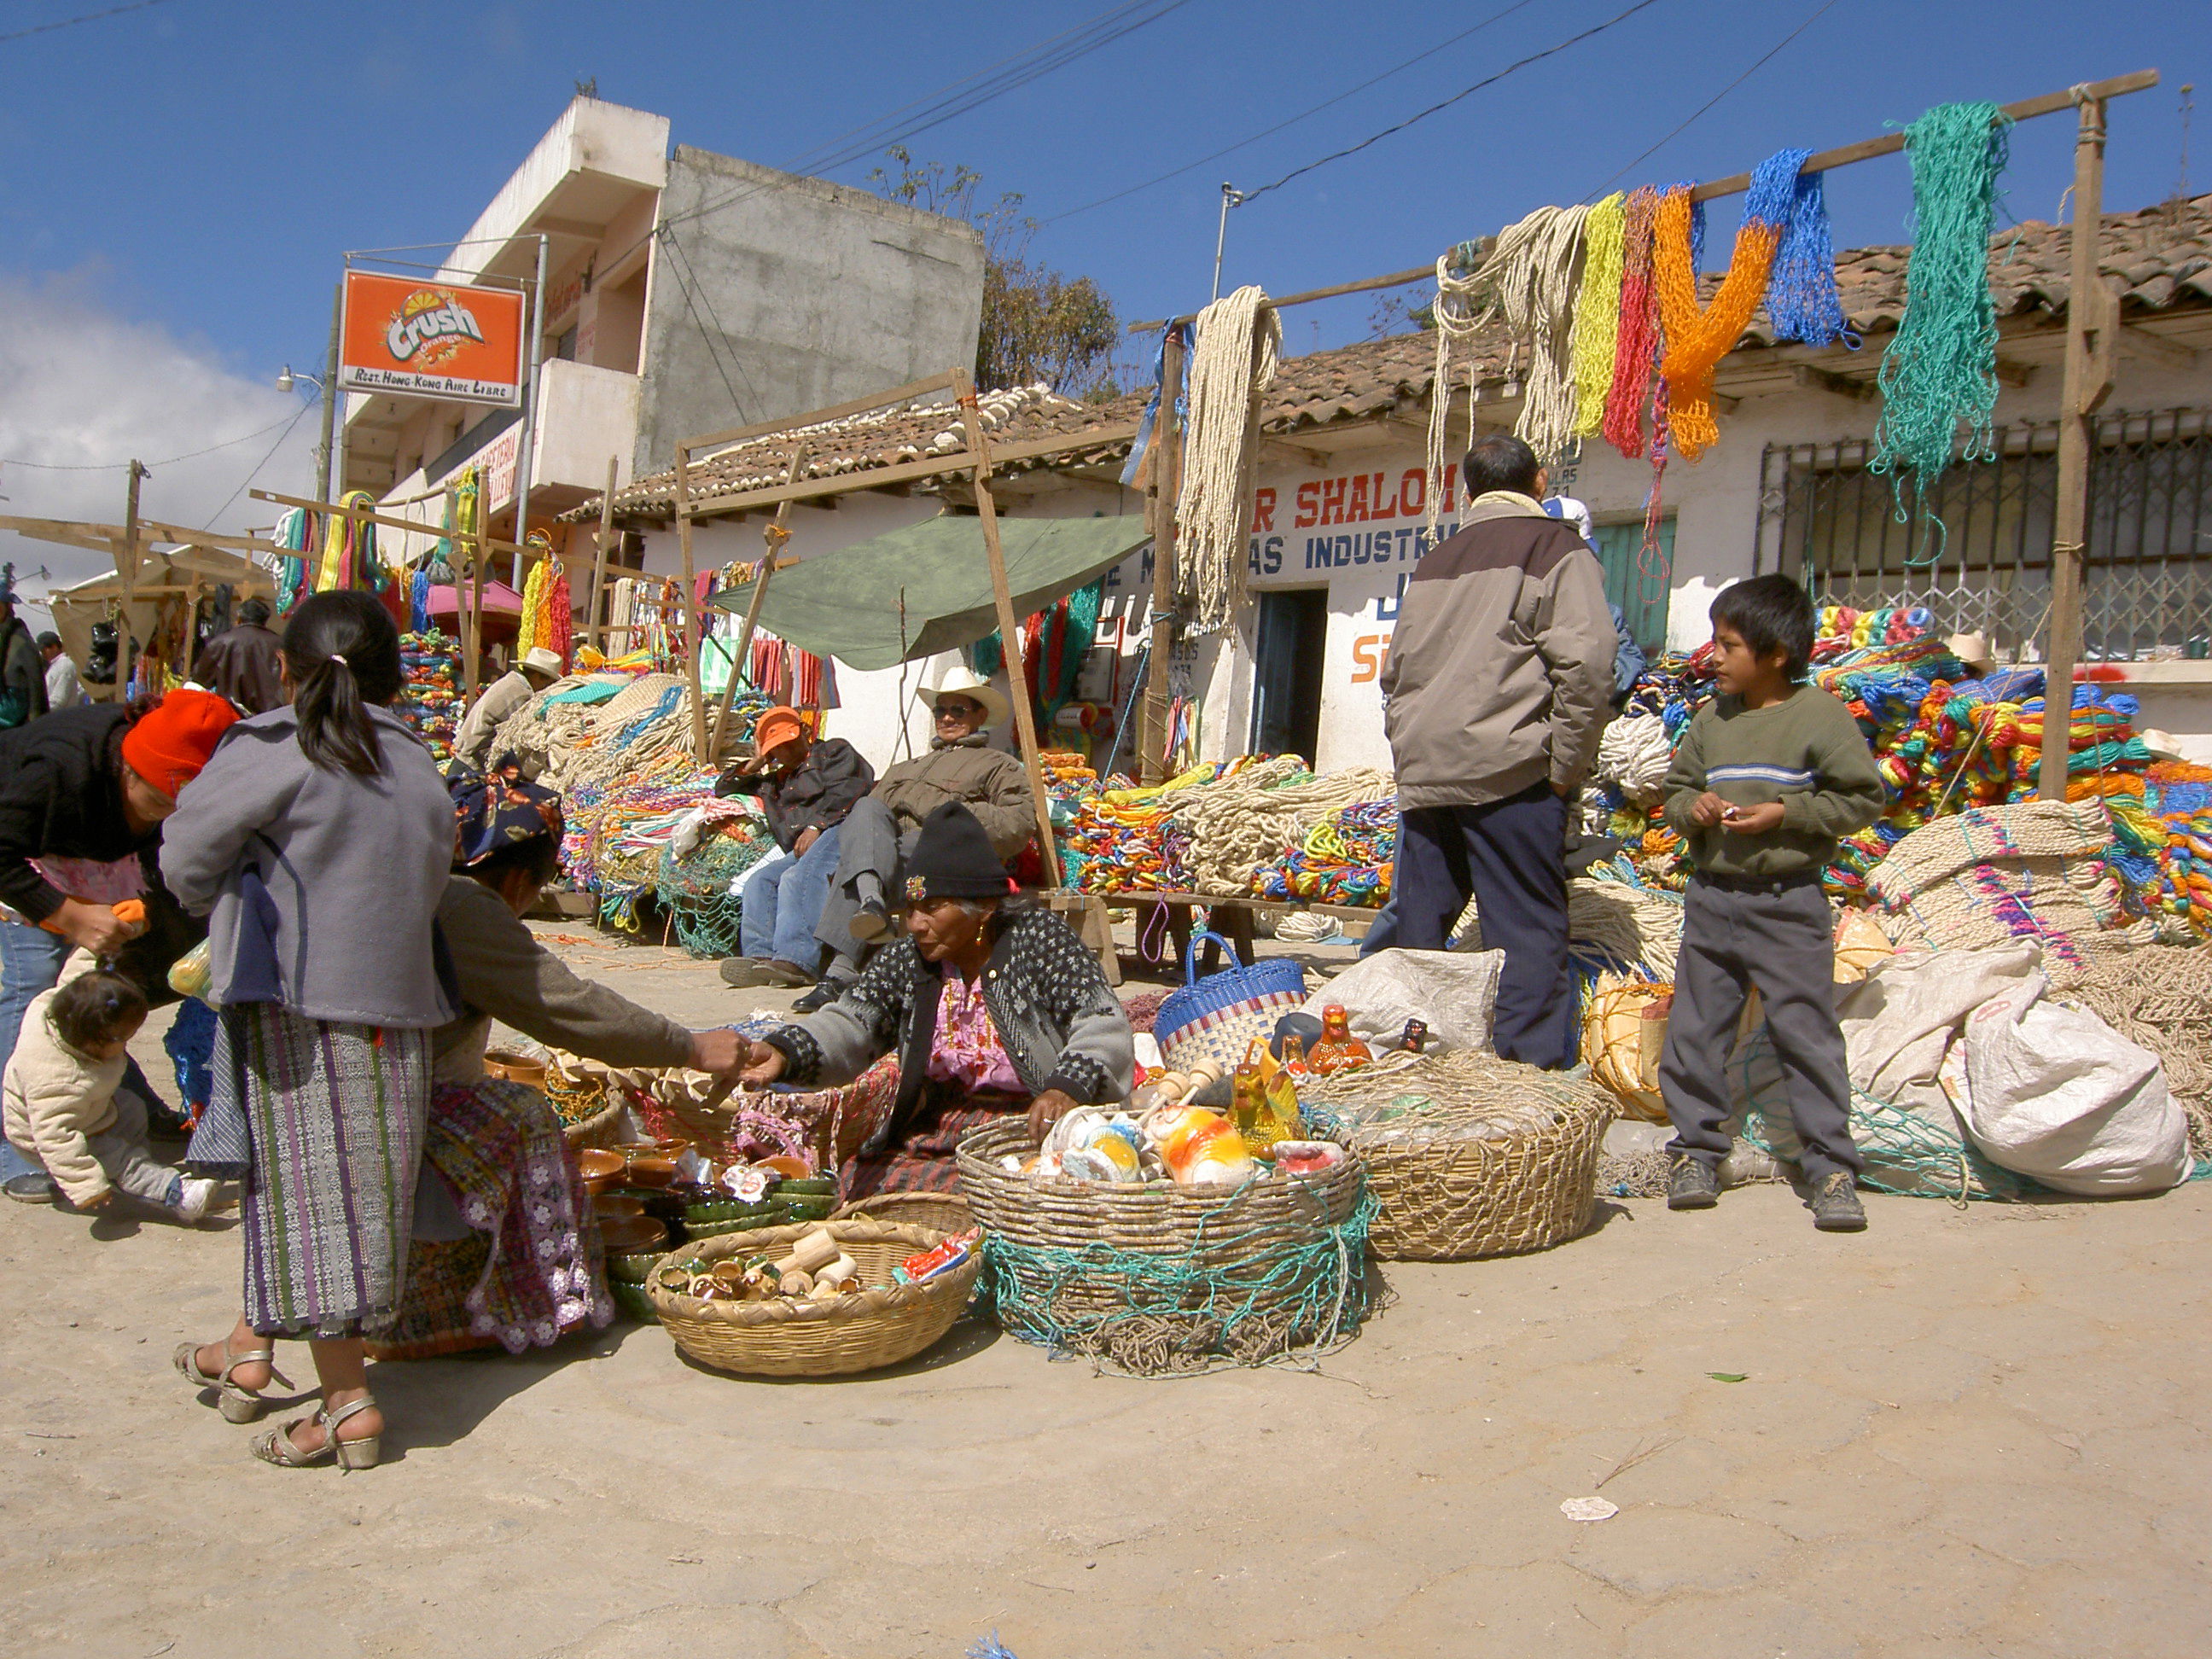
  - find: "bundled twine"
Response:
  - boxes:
[1603,186,1664,458]
[1569,192,1628,439]
[1870,101,2012,563]
[2069,946,2212,1155]
[1176,285,1280,634]
[1168,762,1394,894]
[1425,237,1491,541]
[1476,203,1592,471]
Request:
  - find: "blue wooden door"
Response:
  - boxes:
[1592,517,1674,655]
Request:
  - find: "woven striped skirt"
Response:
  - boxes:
[840,1081,1027,1200]
[218,1003,432,1340]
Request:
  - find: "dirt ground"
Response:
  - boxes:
[3,923,2208,1659]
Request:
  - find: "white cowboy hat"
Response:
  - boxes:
[918,664,1011,731]
[520,647,565,679]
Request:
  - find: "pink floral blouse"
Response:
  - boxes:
[925,972,1023,1094]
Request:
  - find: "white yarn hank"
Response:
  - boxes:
[1424,241,1489,544]
[1476,203,1590,474]
[1176,285,1281,635]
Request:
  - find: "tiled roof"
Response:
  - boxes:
[584,195,2210,521]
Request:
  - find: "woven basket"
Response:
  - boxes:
[1155,930,1307,1074]
[646,1220,977,1377]
[1580,979,1673,1123]
[955,1117,1370,1376]
[832,1190,975,1234]
[561,1094,626,1152]
[1324,1079,1614,1260]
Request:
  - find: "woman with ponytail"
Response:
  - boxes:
[161,591,455,1472]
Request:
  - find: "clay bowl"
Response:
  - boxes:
[620,1156,681,1190]
[758,1154,812,1181]
[484,1049,550,1089]
[591,1194,649,1221]
[595,1214,671,1254]
[577,1147,626,1196]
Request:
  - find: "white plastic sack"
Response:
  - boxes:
[1300,946,1504,1054]
[1950,975,2192,1196]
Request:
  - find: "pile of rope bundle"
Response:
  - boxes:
[1177,285,1280,635]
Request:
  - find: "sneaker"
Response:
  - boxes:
[2,1173,55,1205]
[1666,1157,1720,1210]
[848,898,891,944]
[719,957,765,987]
[172,1176,218,1225]
[791,979,848,1015]
[1810,1172,1867,1232]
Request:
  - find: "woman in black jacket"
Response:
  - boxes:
[0,692,237,1202]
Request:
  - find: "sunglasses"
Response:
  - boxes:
[934,701,980,720]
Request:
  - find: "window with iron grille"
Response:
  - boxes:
[1755,408,2212,663]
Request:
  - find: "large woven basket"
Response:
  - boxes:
[1312,1069,1614,1260]
[1580,979,1672,1123]
[955,1117,1371,1376]
[1155,929,1307,1074]
[646,1219,978,1377]
[832,1190,975,1234]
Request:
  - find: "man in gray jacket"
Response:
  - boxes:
[1379,433,1615,1068]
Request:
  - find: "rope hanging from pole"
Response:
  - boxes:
[1869,101,2014,565]
[1473,203,1591,470]
[1569,192,1628,439]
[1603,186,1664,459]
[1174,284,1279,635]
[1424,237,1488,544]
[1767,164,1860,349]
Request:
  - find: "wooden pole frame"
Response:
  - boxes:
[673,441,707,761]
[117,462,145,698]
[1140,326,1185,785]
[709,443,811,760]
[589,455,618,653]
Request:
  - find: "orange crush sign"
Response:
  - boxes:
[338,271,527,406]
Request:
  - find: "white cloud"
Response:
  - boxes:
[0,271,320,633]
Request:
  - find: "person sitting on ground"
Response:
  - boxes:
[1656,574,1885,1233]
[740,801,1133,1198]
[713,705,874,991]
[39,634,86,713]
[451,646,563,771]
[178,757,746,1394]
[190,596,287,715]
[3,958,214,1224]
[800,667,1032,1014]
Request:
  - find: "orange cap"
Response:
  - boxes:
[119,689,242,800]
[754,706,806,754]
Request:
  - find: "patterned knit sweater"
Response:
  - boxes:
[765,905,1135,1154]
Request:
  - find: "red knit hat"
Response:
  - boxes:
[119,689,242,800]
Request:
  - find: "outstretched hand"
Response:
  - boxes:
[690,1028,745,1077]
[739,1039,788,1088]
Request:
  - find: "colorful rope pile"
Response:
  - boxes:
[396,629,460,765]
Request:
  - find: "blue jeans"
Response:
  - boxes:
[738,824,843,969]
[0,918,72,1184]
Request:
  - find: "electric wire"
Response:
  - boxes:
[0,0,170,47]
[0,407,303,473]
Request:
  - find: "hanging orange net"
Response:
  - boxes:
[1654,187,1779,462]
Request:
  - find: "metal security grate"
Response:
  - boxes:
[1755,409,2212,662]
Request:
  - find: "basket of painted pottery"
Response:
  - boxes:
[646,1219,979,1377]
[1300,1049,1614,1260]
[954,1117,1371,1377]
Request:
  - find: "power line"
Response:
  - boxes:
[1043,0,1544,225]
[199,400,313,527]
[658,235,754,425]
[0,0,171,47]
[1588,0,1844,196]
[0,407,305,473]
[1238,0,1669,205]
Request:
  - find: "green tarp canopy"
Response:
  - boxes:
[706,513,1147,672]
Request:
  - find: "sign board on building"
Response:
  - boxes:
[339,271,527,405]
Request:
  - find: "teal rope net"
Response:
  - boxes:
[982,1185,1378,1377]
[654,828,777,959]
[1870,101,2012,567]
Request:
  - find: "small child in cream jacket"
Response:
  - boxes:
[3,958,212,1221]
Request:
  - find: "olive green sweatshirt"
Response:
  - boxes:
[1661,685,1886,881]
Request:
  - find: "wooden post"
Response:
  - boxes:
[115,460,146,701]
[589,456,618,653]
[1140,327,1185,784]
[952,368,1063,885]
[2040,93,2115,801]
[674,442,708,761]
[710,444,809,760]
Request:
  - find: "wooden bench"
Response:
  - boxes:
[1114,889,1379,975]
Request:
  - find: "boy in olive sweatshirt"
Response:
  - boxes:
[1658,576,1886,1231]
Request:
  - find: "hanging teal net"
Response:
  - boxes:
[654,825,778,959]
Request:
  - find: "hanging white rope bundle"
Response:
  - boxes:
[1424,241,1490,544]
[1477,203,1591,474]
[1175,285,1280,634]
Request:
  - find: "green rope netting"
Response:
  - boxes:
[1870,100,2013,567]
[655,829,777,959]
[982,1190,1378,1377]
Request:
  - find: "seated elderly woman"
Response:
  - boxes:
[740,800,1133,1197]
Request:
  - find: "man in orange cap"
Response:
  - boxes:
[712,707,873,990]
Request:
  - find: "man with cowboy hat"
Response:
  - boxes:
[713,705,874,989]
[452,646,564,771]
[798,666,1030,1013]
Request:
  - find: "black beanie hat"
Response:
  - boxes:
[904,801,1016,903]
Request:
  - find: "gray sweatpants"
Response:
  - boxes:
[1658,878,1863,1184]
[8,1086,184,1209]
[812,798,919,980]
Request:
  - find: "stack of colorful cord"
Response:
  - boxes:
[1254,799,1396,906]
[1052,760,1254,894]
[397,629,461,764]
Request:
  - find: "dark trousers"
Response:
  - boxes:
[1396,784,1575,1069]
[1659,879,1863,1183]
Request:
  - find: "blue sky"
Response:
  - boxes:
[0,0,2202,596]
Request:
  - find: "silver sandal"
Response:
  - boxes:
[173,1338,291,1424]
[251,1395,381,1472]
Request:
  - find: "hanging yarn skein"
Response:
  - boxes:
[1175,284,1280,634]
[1474,203,1591,471]
[1603,186,1663,459]
[1569,192,1627,439]
[1767,165,1860,350]
[1425,237,1489,542]
[1869,102,2012,560]
[1655,149,1803,462]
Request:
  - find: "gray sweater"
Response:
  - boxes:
[161,705,457,1029]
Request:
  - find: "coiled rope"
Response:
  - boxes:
[1175,284,1280,634]
[1870,101,2013,565]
